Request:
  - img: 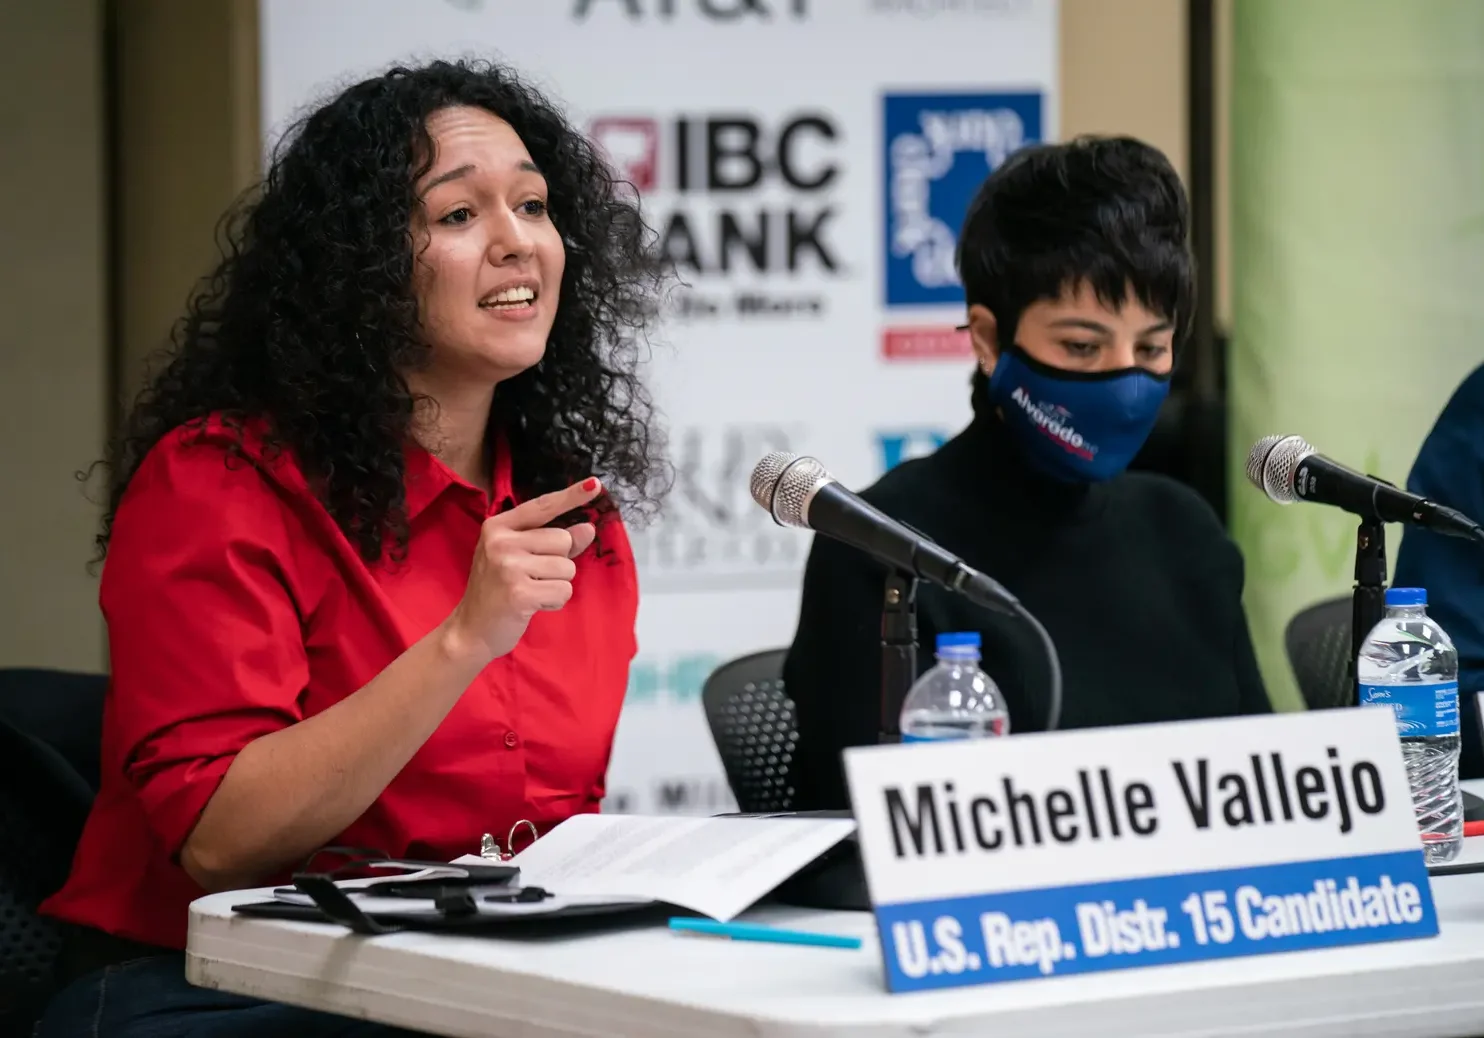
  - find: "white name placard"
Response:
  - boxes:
[842,709,1437,994]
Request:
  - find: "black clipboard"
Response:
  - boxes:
[231,886,664,936]
[229,845,663,935]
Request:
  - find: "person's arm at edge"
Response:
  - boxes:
[1394,365,1484,777]
[180,621,489,891]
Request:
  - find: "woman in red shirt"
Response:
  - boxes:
[36,58,668,1038]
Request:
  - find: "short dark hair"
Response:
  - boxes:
[97,58,671,564]
[956,135,1193,360]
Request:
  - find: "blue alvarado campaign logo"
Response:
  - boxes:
[883,91,1043,307]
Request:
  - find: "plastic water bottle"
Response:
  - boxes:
[899,632,1009,742]
[1357,587,1461,864]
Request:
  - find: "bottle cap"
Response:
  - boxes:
[1385,587,1426,607]
[936,631,981,653]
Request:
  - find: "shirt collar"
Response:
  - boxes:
[404,430,515,521]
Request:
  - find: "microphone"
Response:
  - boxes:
[749,451,1020,615]
[751,450,1063,732]
[1246,434,1484,542]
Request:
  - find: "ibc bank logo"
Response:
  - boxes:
[589,111,841,318]
[589,118,661,193]
[882,91,1043,307]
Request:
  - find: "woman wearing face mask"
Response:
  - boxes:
[783,135,1270,811]
[35,59,667,1036]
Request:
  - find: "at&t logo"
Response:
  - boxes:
[572,0,808,20]
[587,111,841,319]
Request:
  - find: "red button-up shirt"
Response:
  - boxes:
[42,417,638,949]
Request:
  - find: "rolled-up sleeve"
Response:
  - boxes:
[101,438,309,858]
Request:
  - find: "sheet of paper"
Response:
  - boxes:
[457,814,855,921]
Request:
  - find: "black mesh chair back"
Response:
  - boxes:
[1284,596,1355,710]
[0,719,92,1034]
[701,649,797,814]
[0,669,105,1035]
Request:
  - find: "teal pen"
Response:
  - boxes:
[668,917,862,949]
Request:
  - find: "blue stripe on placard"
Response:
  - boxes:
[873,850,1435,993]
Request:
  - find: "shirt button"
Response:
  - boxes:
[504,731,519,749]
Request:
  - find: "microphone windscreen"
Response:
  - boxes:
[749,451,797,513]
[1247,434,1313,504]
[1245,435,1283,492]
[749,451,832,528]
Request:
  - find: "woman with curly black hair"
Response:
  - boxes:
[36,58,668,1037]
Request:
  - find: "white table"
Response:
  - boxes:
[188,859,1484,1038]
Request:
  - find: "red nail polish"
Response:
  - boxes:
[582,478,599,492]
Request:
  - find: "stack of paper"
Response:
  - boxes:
[455,814,857,921]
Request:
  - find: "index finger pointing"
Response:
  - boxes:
[489,478,603,531]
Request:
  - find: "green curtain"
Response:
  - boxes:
[1230,0,1484,711]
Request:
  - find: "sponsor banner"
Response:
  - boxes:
[261,0,1057,814]
[844,708,1434,993]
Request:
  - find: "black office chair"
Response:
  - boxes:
[0,669,106,1035]
[0,669,107,794]
[1284,596,1354,711]
[700,649,798,814]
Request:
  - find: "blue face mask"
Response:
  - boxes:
[986,345,1171,483]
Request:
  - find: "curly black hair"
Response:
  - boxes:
[96,58,671,563]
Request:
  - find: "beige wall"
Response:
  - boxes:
[0,0,258,673]
[116,0,260,400]
[1061,0,1188,184]
[1215,0,1233,327]
[1061,0,1233,328]
[0,1,108,670]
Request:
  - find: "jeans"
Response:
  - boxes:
[33,953,431,1038]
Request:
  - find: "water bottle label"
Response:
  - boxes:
[901,732,970,743]
[1358,681,1460,737]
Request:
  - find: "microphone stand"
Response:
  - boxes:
[879,569,918,744]
[1349,515,1388,707]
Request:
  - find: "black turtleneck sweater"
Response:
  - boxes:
[782,398,1272,811]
